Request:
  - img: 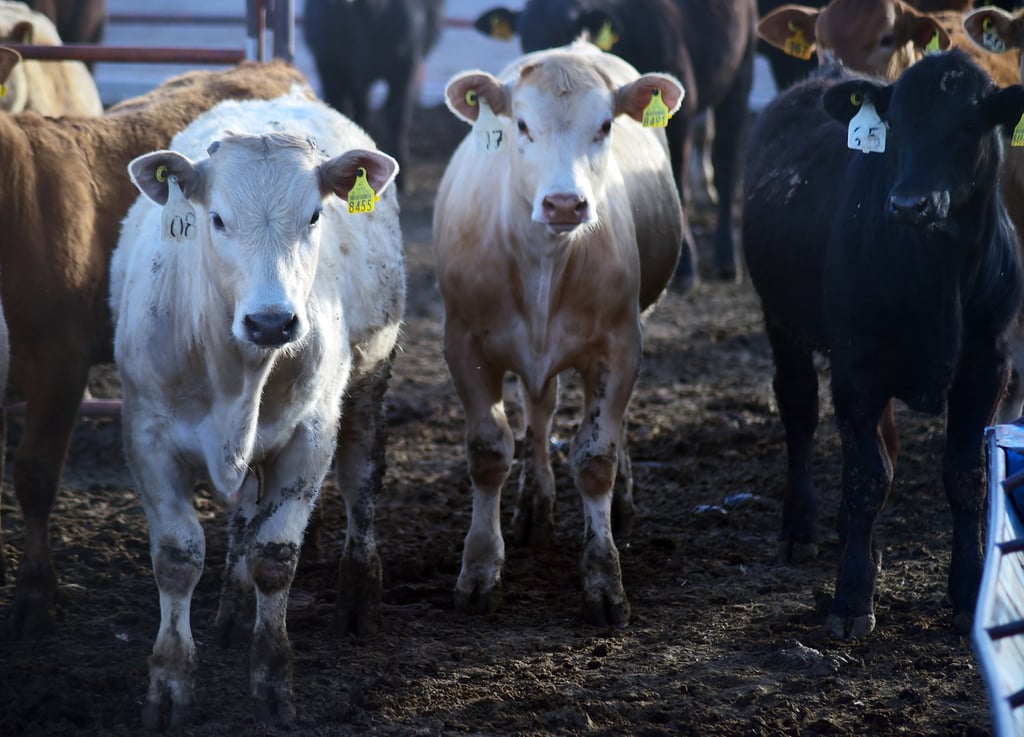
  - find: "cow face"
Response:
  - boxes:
[128,134,398,351]
[445,53,682,234]
[964,7,1024,81]
[823,50,1024,226]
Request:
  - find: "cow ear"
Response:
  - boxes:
[894,12,949,54]
[615,73,684,122]
[128,151,203,206]
[10,21,33,45]
[823,80,892,124]
[981,84,1024,133]
[757,6,819,58]
[473,7,520,41]
[320,149,399,202]
[963,8,1022,54]
[0,47,21,86]
[579,11,620,52]
[445,71,509,123]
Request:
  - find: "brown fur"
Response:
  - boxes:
[0,59,310,638]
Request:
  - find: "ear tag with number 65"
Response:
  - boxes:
[160,171,198,242]
[347,167,379,214]
[847,97,887,154]
[471,95,505,154]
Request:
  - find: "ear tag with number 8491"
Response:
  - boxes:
[847,98,887,154]
[160,170,197,242]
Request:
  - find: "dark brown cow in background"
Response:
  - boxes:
[24,0,105,70]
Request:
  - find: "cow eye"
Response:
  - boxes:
[210,212,225,231]
[517,118,532,140]
[595,119,612,141]
[878,33,894,49]
[310,208,322,226]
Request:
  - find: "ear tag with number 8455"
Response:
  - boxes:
[348,167,379,214]
[847,97,887,154]
[160,169,197,242]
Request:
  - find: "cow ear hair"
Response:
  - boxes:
[320,149,399,202]
[473,7,519,41]
[128,151,202,207]
[822,80,892,125]
[445,71,509,123]
[615,73,684,122]
[757,6,818,57]
[0,47,21,85]
[963,7,1020,54]
[981,84,1024,133]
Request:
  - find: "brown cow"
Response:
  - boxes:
[434,43,683,625]
[0,50,310,639]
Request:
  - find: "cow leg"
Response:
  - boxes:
[136,465,206,732]
[511,376,557,546]
[944,335,1009,633]
[612,419,635,538]
[383,57,416,191]
[333,357,393,638]
[574,357,638,627]
[710,53,754,283]
[767,327,820,564]
[446,330,513,615]
[216,499,256,649]
[9,362,88,639]
[995,318,1024,423]
[829,378,892,639]
[668,112,699,292]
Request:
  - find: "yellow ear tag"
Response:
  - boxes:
[596,21,618,51]
[161,174,198,242]
[982,17,1008,53]
[642,88,670,128]
[0,83,6,98]
[1012,113,1024,147]
[155,164,168,183]
[347,167,379,215]
[490,16,514,41]
[784,22,814,61]
[925,30,941,53]
[465,89,478,107]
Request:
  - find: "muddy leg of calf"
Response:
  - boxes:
[216,496,258,649]
[249,541,301,725]
[511,377,557,546]
[333,360,392,638]
[612,422,635,538]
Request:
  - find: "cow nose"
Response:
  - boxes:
[887,192,948,225]
[243,311,299,347]
[541,193,589,225]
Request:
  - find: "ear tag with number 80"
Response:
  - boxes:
[847,98,887,154]
[160,171,197,242]
[470,94,505,154]
[347,167,379,214]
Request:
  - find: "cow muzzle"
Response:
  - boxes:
[539,193,590,232]
[887,190,950,226]
[243,310,300,348]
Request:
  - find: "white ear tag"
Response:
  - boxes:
[983,30,1007,53]
[847,100,887,154]
[161,174,198,241]
[473,99,505,154]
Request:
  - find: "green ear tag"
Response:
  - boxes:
[784,22,813,61]
[0,83,6,98]
[596,21,618,51]
[925,30,940,53]
[348,167,379,214]
[642,88,670,128]
[1012,113,1024,147]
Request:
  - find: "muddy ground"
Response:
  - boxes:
[0,106,997,736]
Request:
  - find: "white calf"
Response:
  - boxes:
[433,43,684,626]
[110,91,404,729]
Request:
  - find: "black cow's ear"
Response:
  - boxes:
[474,7,520,41]
[823,80,892,124]
[981,85,1024,132]
[579,11,620,51]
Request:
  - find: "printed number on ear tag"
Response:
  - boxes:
[982,18,1008,52]
[847,99,887,154]
[784,23,813,60]
[161,174,197,242]
[348,167,379,214]
[642,88,670,128]
[474,99,505,153]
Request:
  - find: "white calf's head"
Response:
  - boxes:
[128,133,398,351]
[445,51,683,234]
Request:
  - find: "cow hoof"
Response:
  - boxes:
[713,262,739,283]
[951,610,973,635]
[335,551,383,637]
[581,586,630,627]
[251,691,296,726]
[10,590,57,640]
[778,539,818,565]
[826,611,876,640]
[511,497,555,547]
[454,581,502,616]
[333,596,381,639]
[142,694,193,732]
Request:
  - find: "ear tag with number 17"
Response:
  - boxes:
[472,95,505,154]
[160,169,197,242]
[847,99,887,154]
